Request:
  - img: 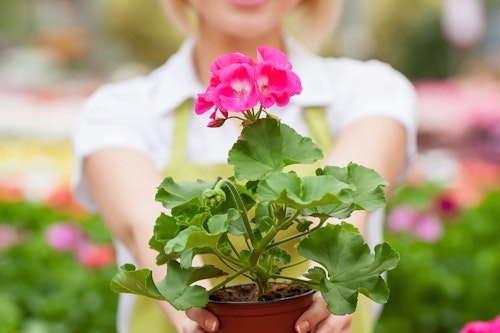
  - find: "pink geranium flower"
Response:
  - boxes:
[255,46,302,108]
[194,46,301,126]
[210,52,256,74]
[214,63,259,112]
[196,52,256,117]
[461,316,500,333]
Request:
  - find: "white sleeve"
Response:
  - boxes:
[327,58,419,182]
[71,78,169,211]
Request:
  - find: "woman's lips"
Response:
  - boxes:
[228,0,268,9]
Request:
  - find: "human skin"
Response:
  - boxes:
[83,0,408,332]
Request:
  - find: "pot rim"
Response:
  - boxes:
[208,283,316,306]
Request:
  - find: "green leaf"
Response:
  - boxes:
[320,163,388,211]
[149,213,180,264]
[298,224,399,315]
[164,226,218,254]
[268,246,291,265]
[110,264,164,300]
[152,213,179,242]
[207,209,240,234]
[156,261,225,310]
[228,118,323,181]
[156,177,215,208]
[164,210,239,262]
[256,172,353,209]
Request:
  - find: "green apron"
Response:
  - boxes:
[129,101,374,333]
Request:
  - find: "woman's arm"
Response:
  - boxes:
[83,147,219,332]
[325,115,407,235]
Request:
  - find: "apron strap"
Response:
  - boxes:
[170,98,193,164]
[303,106,332,153]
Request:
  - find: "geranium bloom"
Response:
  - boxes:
[213,63,259,113]
[460,316,500,333]
[255,46,302,108]
[194,46,301,125]
[196,53,256,117]
[210,52,255,75]
[254,61,301,108]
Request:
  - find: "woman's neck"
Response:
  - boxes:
[192,28,285,86]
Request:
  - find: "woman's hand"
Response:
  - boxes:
[295,292,352,333]
[177,307,219,333]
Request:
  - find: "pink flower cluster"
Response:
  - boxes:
[45,222,115,269]
[0,224,21,249]
[195,46,302,126]
[461,316,500,333]
[387,205,443,243]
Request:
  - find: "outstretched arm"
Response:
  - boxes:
[83,147,219,332]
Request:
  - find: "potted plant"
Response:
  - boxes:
[110,46,400,332]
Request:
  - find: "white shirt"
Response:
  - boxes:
[72,36,418,331]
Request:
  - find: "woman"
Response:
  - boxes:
[72,1,417,332]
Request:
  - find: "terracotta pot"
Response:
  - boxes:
[206,286,315,333]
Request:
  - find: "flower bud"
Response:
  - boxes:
[203,188,226,207]
[207,118,226,128]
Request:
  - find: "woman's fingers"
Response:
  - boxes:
[313,314,352,333]
[185,307,219,332]
[295,292,352,333]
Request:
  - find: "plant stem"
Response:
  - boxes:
[269,275,318,287]
[207,268,248,294]
[213,248,242,269]
[279,258,309,271]
[215,179,257,247]
[268,217,327,250]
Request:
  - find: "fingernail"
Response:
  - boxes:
[205,318,217,332]
[296,321,310,333]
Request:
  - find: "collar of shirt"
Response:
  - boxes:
[151,35,335,116]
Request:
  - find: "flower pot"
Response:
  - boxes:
[206,284,315,333]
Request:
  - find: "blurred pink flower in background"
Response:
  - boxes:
[447,159,500,207]
[77,243,116,269]
[387,206,444,242]
[0,182,23,202]
[387,205,420,233]
[412,215,443,243]
[434,193,461,219]
[44,221,116,269]
[460,316,500,333]
[0,224,21,249]
[45,222,87,252]
[415,78,500,140]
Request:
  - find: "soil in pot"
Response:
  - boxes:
[207,283,314,333]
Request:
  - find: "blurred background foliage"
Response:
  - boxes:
[0,0,497,78]
[368,0,451,80]
[0,201,117,333]
[101,0,183,69]
[377,188,500,332]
